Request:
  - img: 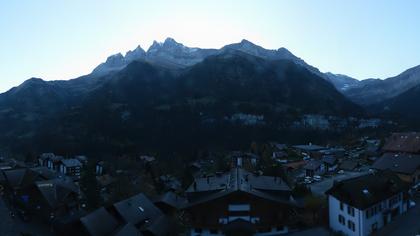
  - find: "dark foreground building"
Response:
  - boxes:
[182,168,299,236]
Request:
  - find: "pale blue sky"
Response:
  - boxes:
[1,0,420,92]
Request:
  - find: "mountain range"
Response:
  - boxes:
[1,37,420,154]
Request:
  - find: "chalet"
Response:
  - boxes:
[382,132,420,154]
[322,156,338,172]
[2,167,57,197]
[372,153,420,185]
[80,193,170,236]
[183,167,299,236]
[325,171,409,236]
[303,160,325,177]
[31,179,80,221]
[2,167,80,221]
[110,193,170,235]
[60,158,82,181]
[39,153,55,167]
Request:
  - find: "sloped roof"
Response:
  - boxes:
[143,215,171,236]
[339,160,359,170]
[35,179,79,208]
[113,193,163,226]
[325,171,409,209]
[303,160,322,170]
[61,158,82,168]
[382,132,420,153]
[293,144,326,152]
[184,168,294,208]
[114,223,143,236]
[80,207,119,236]
[154,191,187,209]
[372,153,420,175]
[322,155,337,165]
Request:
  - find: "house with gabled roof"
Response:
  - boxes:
[182,167,300,236]
[325,171,409,236]
[372,153,420,185]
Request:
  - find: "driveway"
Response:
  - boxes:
[310,170,370,196]
[376,196,420,236]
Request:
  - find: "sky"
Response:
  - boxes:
[1,0,420,92]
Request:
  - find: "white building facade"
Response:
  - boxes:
[328,192,407,236]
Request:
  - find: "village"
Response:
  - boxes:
[0,132,419,236]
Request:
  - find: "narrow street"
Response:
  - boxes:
[376,196,420,236]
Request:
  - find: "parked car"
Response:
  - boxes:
[337,170,344,174]
[313,175,322,182]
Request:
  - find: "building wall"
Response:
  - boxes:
[186,192,293,235]
[328,195,361,236]
[329,192,406,236]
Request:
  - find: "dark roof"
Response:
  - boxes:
[80,207,119,236]
[372,153,420,175]
[303,160,322,170]
[30,167,58,180]
[113,193,163,226]
[154,191,187,209]
[325,171,409,209]
[143,215,171,236]
[3,167,59,189]
[271,143,287,151]
[184,168,294,208]
[35,179,79,208]
[39,153,55,160]
[114,223,143,236]
[382,132,420,153]
[293,144,326,152]
[322,156,337,165]
[339,160,359,170]
[61,158,82,168]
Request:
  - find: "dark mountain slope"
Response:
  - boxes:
[371,84,420,118]
[344,65,420,105]
[5,52,362,154]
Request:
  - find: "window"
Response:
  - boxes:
[194,228,202,233]
[347,220,356,232]
[210,229,218,234]
[347,206,355,216]
[338,215,345,225]
[340,202,344,211]
[228,204,250,212]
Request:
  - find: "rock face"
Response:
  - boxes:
[90,37,363,92]
[92,37,218,75]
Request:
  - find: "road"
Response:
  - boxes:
[0,196,54,236]
[376,196,420,236]
[309,170,370,196]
